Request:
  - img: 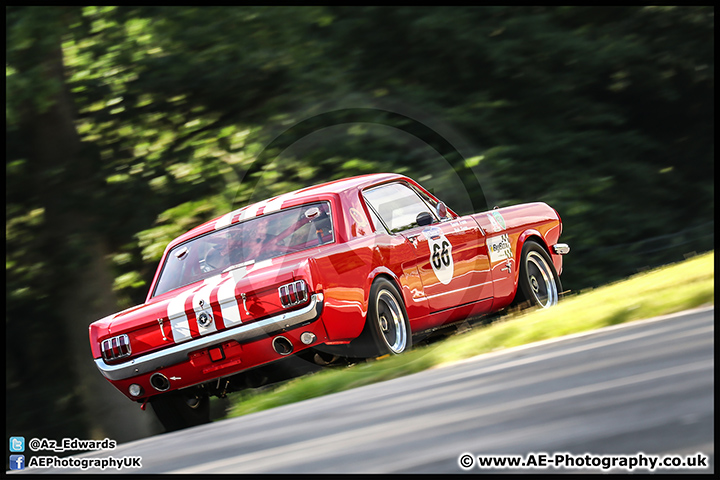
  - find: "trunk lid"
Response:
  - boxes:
[99,258,309,361]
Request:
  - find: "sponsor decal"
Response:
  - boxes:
[491,210,507,229]
[423,227,454,285]
[349,207,369,228]
[487,213,502,232]
[422,226,443,241]
[487,234,513,264]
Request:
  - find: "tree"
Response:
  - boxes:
[7,6,713,441]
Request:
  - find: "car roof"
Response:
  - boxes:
[166,172,407,249]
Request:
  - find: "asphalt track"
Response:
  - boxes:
[19,306,714,474]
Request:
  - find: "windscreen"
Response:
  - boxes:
[153,201,333,297]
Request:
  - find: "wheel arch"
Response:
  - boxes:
[513,231,562,308]
[516,229,552,257]
[511,231,554,300]
[365,267,406,309]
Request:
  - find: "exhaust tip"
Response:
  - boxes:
[150,373,170,391]
[272,336,293,356]
[300,331,316,345]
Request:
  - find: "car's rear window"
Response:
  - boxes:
[152,201,333,297]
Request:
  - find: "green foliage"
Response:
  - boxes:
[6,6,714,440]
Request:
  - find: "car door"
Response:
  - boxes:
[363,182,492,314]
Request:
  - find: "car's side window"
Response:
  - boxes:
[364,183,437,233]
[411,185,451,220]
[365,204,388,233]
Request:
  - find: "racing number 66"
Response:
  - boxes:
[432,240,451,269]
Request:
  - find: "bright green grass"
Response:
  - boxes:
[225,251,714,418]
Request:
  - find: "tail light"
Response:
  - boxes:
[101,334,131,362]
[278,280,308,308]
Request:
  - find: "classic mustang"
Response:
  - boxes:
[90,173,568,431]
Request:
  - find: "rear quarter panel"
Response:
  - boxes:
[311,216,426,343]
[310,240,375,343]
[471,203,562,310]
[312,186,430,343]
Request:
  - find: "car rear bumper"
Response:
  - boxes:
[95,293,324,382]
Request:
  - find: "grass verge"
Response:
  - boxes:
[225,251,714,418]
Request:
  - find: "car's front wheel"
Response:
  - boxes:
[149,389,210,432]
[516,240,562,308]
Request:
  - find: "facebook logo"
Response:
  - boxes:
[9,455,25,470]
[9,436,25,452]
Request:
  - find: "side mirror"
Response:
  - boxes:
[416,211,434,227]
[436,202,448,220]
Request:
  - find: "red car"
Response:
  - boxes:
[90,173,568,430]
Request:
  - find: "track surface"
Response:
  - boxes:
[20,306,714,473]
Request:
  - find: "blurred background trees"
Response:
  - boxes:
[6,6,713,442]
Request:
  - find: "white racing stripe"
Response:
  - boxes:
[167,276,228,342]
[235,207,253,224]
[167,286,201,343]
[214,192,294,231]
[251,259,273,271]
[214,212,235,230]
[217,267,249,327]
[263,194,291,215]
[192,275,226,335]
[214,205,253,230]
[252,201,267,217]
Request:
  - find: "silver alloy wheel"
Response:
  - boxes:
[525,251,559,308]
[376,289,407,353]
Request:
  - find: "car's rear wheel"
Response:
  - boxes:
[516,240,562,308]
[150,389,210,432]
[364,278,412,357]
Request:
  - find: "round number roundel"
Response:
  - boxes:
[424,227,454,285]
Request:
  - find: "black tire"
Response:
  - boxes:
[150,390,210,433]
[516,240,562,309]
[363,278,412,357]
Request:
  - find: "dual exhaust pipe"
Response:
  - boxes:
[149,333,313,391]
[272,336,294,356]
[273,331,317,355]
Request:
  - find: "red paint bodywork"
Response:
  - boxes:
[89,173,564,400]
